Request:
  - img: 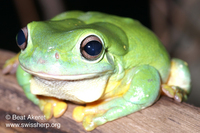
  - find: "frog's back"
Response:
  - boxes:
[52,11,171,83]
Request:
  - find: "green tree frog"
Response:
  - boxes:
[3,11,191,131]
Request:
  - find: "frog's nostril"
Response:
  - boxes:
[55,52,59,59]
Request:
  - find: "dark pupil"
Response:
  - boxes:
[84,41,102,56]
[16,29,26,46]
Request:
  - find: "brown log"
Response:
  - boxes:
[0,49,200,133]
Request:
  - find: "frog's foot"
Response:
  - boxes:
[73,97,155,131]
[2,53,20,74]
[162,84,188,102]
[37,96,67,120]
[164,58,191,102]
[73,99,127,131]
[73,100,107,123]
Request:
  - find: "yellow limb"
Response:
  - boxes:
[37,96,67,120]
[2,52,20,74]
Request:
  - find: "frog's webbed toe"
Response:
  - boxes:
[82,112,107,131]
[73,101,122,131]
[73,101,120,131]
[2,53,20,74]
[38,96,67,120]
[80,102,135,131]
[162,84,188,102]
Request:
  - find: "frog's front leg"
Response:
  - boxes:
[37,95,67,119]
[16,66,67,119]
[73,65,161,131]
[2,52,20,74]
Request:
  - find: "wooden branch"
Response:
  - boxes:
[0,49,200,133]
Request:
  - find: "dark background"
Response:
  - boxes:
[0,0,151,52]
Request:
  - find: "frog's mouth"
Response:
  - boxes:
[20,65,112,103]
[20,65,111,80]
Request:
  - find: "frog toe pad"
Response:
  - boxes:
[38,96,67,120]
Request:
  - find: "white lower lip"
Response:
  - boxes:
[20,65,112,80]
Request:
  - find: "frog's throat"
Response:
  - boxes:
[30,74,111,103]
[20,65,112,80]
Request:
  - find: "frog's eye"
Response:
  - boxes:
[16,27,28,50]
[81,35,103,60]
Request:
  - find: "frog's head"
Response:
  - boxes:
[16,18,128,103]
